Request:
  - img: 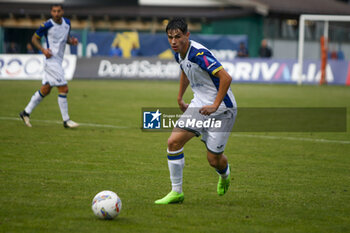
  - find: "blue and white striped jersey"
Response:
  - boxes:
[35,17,71,64]
[175,40,236,111]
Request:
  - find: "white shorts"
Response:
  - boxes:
[42,61,67,86]
[176,104,237,154]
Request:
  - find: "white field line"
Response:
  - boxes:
[231,134,350,145]
[0,116,128,129]
[1,116,349,144]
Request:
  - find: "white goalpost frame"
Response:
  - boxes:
[297,14,350,85]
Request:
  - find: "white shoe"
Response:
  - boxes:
[19,110,32,127]
[63,120,79,128]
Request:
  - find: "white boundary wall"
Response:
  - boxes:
[0,54,76,80]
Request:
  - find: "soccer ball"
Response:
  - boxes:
[92,190,122,219]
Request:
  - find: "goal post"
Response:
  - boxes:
[297,14,350,85]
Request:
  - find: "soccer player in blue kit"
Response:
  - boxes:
[20,4,79,128]
[155,18,237,204]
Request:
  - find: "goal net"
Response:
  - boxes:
[297,14,350,85]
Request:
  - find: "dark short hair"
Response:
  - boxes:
[166,17,188,34]
[51,4,63,10]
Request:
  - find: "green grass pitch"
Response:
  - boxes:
[0,80,349,233]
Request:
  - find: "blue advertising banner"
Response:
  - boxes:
[222,59,350,85]
[70,31,247,60]
[72,56,350,85]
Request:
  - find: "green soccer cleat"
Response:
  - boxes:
[155,191,184,204]
[217,173,230,196]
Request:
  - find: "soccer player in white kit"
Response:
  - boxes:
[155,18,237,204]
[19,4,79,128]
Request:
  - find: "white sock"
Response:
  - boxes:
[58,93,70,122]
[167,148,185,194]
[216,164,230,179]
[25,90,44,114]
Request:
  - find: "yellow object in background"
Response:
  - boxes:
[111,32,140,58]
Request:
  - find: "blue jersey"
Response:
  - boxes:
[35,17,71,64]
[175,40,236,110]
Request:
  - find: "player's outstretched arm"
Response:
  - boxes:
[177,71,190,112]
[199,68,232,115]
